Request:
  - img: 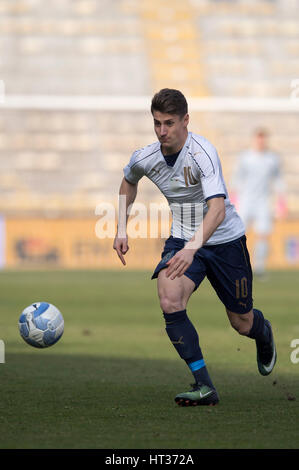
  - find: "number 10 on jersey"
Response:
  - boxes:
[235,277,248,299]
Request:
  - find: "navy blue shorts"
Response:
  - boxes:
[151,235,253,314]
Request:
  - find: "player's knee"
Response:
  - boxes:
[229,317,251,336]
[237,324,251,336]
[159,294,184,314]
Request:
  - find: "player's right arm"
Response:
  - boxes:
[114,148,145,265]
[113,177,138,265]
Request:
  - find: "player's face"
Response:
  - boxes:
[254,133,267,152]
[152,111,189,155]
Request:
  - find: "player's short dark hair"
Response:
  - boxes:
[151,88,188,118]
[254,127,268,137]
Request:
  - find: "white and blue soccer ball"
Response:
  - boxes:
[18,302,64,348]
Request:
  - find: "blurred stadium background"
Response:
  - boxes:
[1,0,299,271]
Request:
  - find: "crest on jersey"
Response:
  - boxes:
[150,167,161,176]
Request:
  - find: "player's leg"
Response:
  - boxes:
[252,205,272,277]
[203,235,276,376]
[238,200,270,276]
[157,267,194,313]
[253,234,270,277]
[226,309,253,336]
[157,269,219,406]
[226,307,276,375]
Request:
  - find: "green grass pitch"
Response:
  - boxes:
[0,269,298,449]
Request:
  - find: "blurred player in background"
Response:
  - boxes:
[230,128,287,277]
[113,89,277,407]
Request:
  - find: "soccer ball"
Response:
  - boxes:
[18,302,64,348]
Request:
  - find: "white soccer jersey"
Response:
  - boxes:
[231,149,284,207]
[230,148,284,234]
[123,132,245,245]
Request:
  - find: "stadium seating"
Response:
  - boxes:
[0,0,298,216]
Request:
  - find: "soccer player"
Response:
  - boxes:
[113,89,277,407]
[230,128,287,277]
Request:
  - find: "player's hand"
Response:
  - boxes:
[275,196,288,219]
[165,248,196,280]
[113,235,129,266]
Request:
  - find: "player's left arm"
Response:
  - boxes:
[190,196,226,248]
[165,197,225,280]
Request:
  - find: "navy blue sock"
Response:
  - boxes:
[163,309,215,389]
[247,309,270,345]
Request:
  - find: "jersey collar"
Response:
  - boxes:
[159,132,192,171]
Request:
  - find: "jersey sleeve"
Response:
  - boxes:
[193,144,227,201]
[123,150,145,184]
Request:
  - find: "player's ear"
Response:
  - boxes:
[183,113,189,127]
